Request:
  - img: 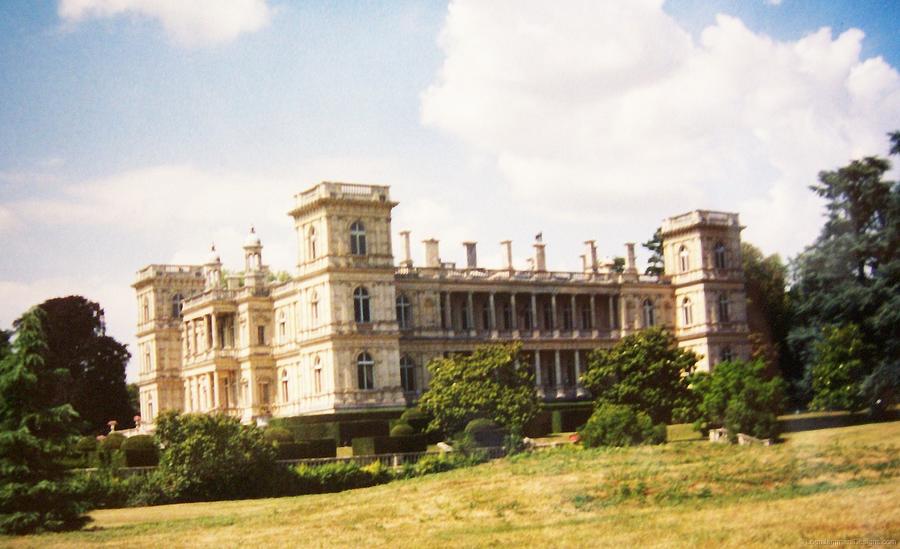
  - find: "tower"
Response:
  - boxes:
[132,264,205,425]
[287,182,405,411]
[661,210,750,371]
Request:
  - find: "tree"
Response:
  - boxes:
[809,324,873,412]
[578,403,665,448]
[690,358,787,441]
[642,227,665,276]
[0,308,89,534]
[611,256,625,273]
[789,133,900,412]
[581,327,698,425]
[419,343,540,436]
[154,411,279,502]
[19,296,135,434]
[741,243,795,379]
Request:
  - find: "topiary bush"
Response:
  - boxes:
[263,427,294,444]
[390,423,415,437]
[464,418,507,447]
[578,403,666,448]
[399,407,431,432]
[121,435,158,467]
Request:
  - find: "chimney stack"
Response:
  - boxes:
[501,240,513,271]
[625,242,638,273]
[534,242,547,272]
[423,239,440,268]
[463,242,477,269]
[585,240,598,273]
[399,231,412,267]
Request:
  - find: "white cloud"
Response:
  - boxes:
[58,0,272,47]
[765,0,783,6]
[421,0,900,257]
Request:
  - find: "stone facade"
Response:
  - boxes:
[133,182,751,426]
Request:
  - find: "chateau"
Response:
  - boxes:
[133,182,751,426]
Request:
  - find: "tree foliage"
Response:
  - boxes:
[581,327,698,425]
[789,133,900,412]
[19,296,135,434]
[0,308,89,534]
[809,324,874,412]
[154,411,279,502]
[690,358,787,441]
[419,343,540,436]
[578,403,666,448]
[741,242,795,379]
[642,227,665,276]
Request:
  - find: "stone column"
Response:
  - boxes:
[619,295,628,333]
[510,293,518,332]
[554,350,564,398]
[534,351,543,393]
[501,240,514,271]
[575,350,588,397]
[443,292,452,332]
[570,295,577,333]
[488,292,497,334]
[466,292,475,334]
[212,371,220,409]
[550,294,558,334]
[530,293,538,333]
[608,296,616,330]
[589,295,596,334]
[211,314,219,350]
[399,230,412,267]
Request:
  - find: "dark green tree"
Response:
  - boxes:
[581,327,698,425]
[642,227,665,276]
[611,257,625,273]
[789,133,900,412]
[809,324,874,412]
[20,296,135,434]
[0,308,89,534]
[690,358,787,441]
[419,343,540,436]
[741,242,795,379]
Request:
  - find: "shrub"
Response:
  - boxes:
[578,403,666,448]
[464,418,507,447]
[121,435,158,467]
[399,407,431,432]
[338,420,390,446]
[263,427,294,444]
[691,358,787,441]
[154,411,278,502]
[275,439,337,460]
[74,436,98,455]
[99,432,126,452]
[390,423,416,437]
[293,461,381,493]
[352,435,427,456]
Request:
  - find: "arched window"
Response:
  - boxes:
[281,369,289,403]
[171,293,184,318]
[354,287,371,323]
[308,226,317,260]
[681,297,693,325]
[679,246,690,273]
[357,352,374,390]
[718,293,730,322]
[142,296,150,323]
[396,294,411,329]
[350,221,367,255]
[400,355,416,393]
[714,242,727,270]
[278,310,286,340]
[642,299,655,327]
[310,291,319,325]
[720,346,733,363]
[146,393,153,422]
[314,356,322,393]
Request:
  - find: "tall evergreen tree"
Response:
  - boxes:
[789,132,900,411]
[0,308,89,534]
[642,227,665,276]
[741,243,795,380]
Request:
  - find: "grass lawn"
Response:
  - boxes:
[6,420,899,548]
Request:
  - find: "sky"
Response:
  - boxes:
[1,0,898,381]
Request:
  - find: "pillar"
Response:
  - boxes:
[534,351,543,390]
[608,296,616,330]
[211,314,219,350]
[530,293,538,332]
[554,350,564,398]
[510,293,518,331]
[589,294,596,332]
[550,294,558,333]
[399,230,412,267]
[443,292,452,331]
[570,295,577,332]
[501,240,514,271]
[466,292,475,333]
[619,295,628,333]
[575,350,588,397]
[210,372,218,408]
[488,292,496,332]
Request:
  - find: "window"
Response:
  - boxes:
[223,377,231,408]
[147,394,153,421]
[308,226,317,260]
[718,293,730,322]
[679,246,690,273]
[581,305,592,330]
[144,346,151,373]
[260,381,270,406]
[278,310,286,339]
[353,287,371,323]
[461,300,470,330]
[482,303,491,330]
[171,293,184,318]
[400,355,416,392]
[643,299,656,327]
[281,370,289,403]
[350,221,367,255]
[714,241,727,270]
[562,304,572,330]
[396,294,411,329]
[681,297,693,325]
[543,303,553,330]
[523,307,533,330]
[310,291,319,325]
[257,325,266,346]
[357,352,374,390]
[502,303,512,330]
[720,346,734,362]
[142,297,150,322]
[314,357,322,393]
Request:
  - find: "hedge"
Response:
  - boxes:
[351,435,427,456]
[268,417,392,445]
[276,438,338,460]
[464,419,506,447]
[121,435,159,467]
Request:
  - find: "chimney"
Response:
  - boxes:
[534,242,547,272]
[625,242,637,273]
[423,239,440,268]
[463,242,477,269]
[585,240,598,273]
[580,254,588,272]
[501,240,513,271]
[399,230,412,267]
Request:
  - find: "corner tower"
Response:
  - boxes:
[661,210,750,371]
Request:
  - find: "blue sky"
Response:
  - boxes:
[1,0,898,379]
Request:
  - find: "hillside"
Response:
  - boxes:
[7,421,900,548]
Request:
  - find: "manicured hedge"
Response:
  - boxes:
[276,438,338,460]
[268,416,393,445]
[339,420,390,446]
[464,419,506,447]
[351,434,427,456]
[390,423,416,437]
[121,435,159,467]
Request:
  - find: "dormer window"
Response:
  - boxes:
[350,221,367,255]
